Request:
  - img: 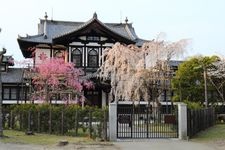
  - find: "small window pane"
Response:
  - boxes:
[11,88,17,99]
[87,36,100,41]
[3,88,10,99]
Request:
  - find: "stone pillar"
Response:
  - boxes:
[178,103,188,140]
[109,103,117,141]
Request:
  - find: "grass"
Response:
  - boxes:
[134,123,177,132]
[1,130,94,145]
[191,124,225,142]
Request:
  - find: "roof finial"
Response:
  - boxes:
[125,17,128,24]
[44,12,48,20]
[93,12,97,19]
[44,12,48,39]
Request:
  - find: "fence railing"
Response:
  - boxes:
[117,104,178,139]
[187,107,215,138]
[2,104,108,140]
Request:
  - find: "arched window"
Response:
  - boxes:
[88,49,98,67]
[72,48,82,67]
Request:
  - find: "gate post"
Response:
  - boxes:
[178,103,188,140]
[109,102,117,141]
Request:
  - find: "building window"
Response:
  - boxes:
[2,87,17,100]
[87,36,100,41]
[88,49,98,67]
[54,50,66,59]
[72,48,82,67]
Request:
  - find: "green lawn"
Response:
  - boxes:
[1,130,94,145]
[135,123,177,132]
[191,124,225,142]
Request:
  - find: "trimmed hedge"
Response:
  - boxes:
[2,104,108,140]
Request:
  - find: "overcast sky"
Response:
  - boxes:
[0,0,225,62]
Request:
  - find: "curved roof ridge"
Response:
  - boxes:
[124,24,136,40]
[40,19,84,25]
[53,17,134,42]
[54,18,95,39]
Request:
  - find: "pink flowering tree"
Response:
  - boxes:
[31,58,93,104]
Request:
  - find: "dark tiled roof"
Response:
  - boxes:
[135,38,149,47]
[18,16,146,45]
[168,60,183,67]
[1,68,24,83]
[54,17,135,42]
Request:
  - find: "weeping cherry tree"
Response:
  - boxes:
[99,34,189,103]
[208,57,225,103]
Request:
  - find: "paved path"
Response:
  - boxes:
[114,139,219,150]
[0,139,224,150]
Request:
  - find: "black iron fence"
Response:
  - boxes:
[2,104,108,140]
[187,107,215,138]
[117,104,178,138]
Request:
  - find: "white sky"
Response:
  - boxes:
[0,0,225,62]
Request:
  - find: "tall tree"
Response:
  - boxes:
[99,35,188,103]
[172,55,219,104]
[30,58,93,104]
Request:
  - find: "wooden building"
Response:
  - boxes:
[17,13,147,107]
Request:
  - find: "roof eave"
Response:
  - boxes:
[17,38,52,58]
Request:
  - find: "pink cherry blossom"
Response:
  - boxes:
[31,58,94,103]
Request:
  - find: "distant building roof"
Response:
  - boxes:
[1,68,24,83]
[2,55,14,66]
[168,60,183,67]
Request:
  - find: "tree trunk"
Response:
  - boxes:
[61,110,64,135]
[44,83,50,103]
[74,109,78,136]
[89,110,92,138]
[37,111,40,133]
[0,68,3,137]
[0,50,6,137]
[10,111,13,129]
[49,107,52,134]
[103,109,107,141]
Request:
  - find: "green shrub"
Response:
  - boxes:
[183,100,203,110]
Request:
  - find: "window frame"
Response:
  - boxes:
[71,48,82,67]
[88,49,98,67]
[2,87,18,100]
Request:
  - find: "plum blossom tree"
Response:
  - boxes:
[30,58,93,104]
[99,34,189,103]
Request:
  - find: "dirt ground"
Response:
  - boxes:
[0,142,119,150]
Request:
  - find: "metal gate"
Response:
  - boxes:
[117,104,178,138]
